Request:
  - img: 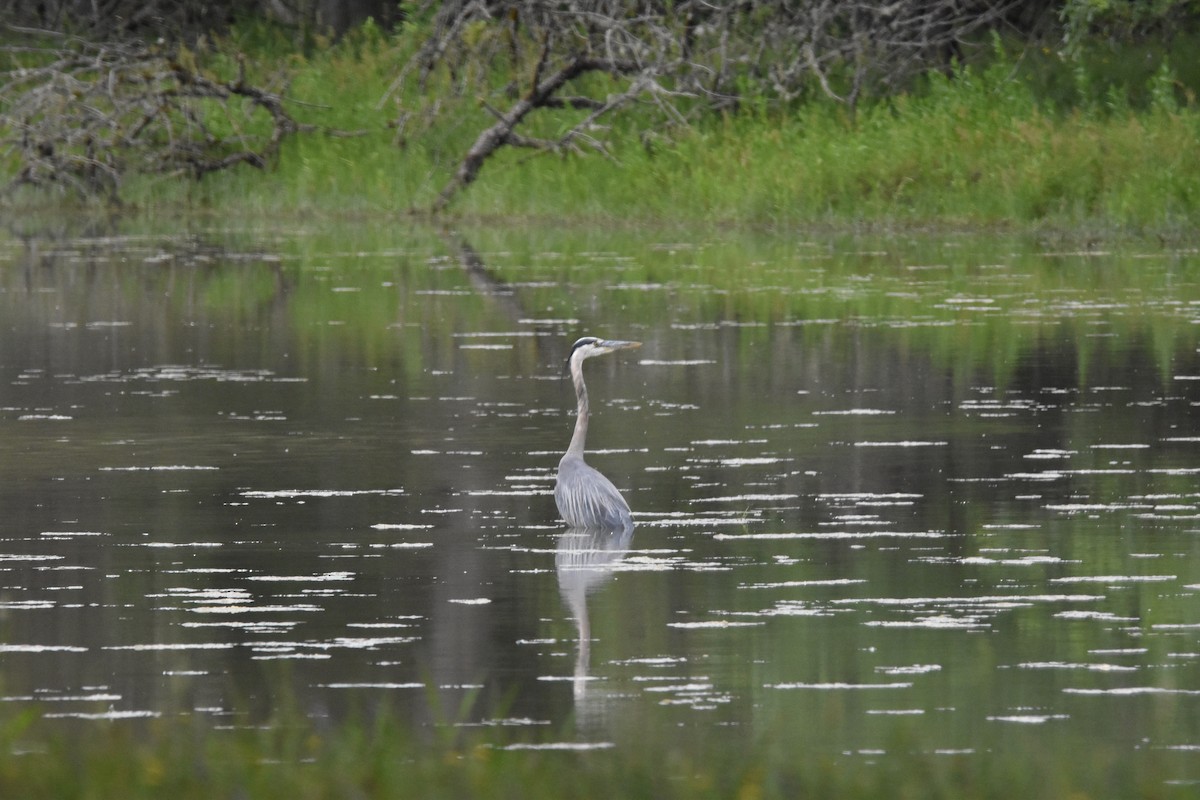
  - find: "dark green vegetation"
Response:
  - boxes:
[0,709,1180,800]
[0,2,1198,230]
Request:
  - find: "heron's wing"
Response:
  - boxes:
[555,459,633,530]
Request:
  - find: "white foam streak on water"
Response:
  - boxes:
[641,682,714,693]
[1050,575,1176,584]
[716,457,791,467]
[614,556,685,572]
[1063,687,1200,696]
[750,603,836,618]
[104,643,238,651]
[767,682,913,690]
[949,555,1074,566]
[241,489,404,498]
[836,594,1104,607]
[245,572,355,582]
[138,542,223,548]
[689,494,799,503]
[503,742,615,751]
[818,492,924,501]
[667,620,766,629]
[1055,610,1138,621]
[181,621,301,633]
[319,682,425,690]
[45,710,161,720]
[865,616,988,629]
[740,579,867,589]
[1025,449,1076,459]
[99,465,219,471]
[1151,623,1200,630]
[640,516,764,528]
[853,441,948,448]
[691,439,769,446]
[639,359,717,366]
[877,664,942,675]
[251,637,419,652]
[1045,503,1152,512]
[714,530,947,541]
[184,604,323,615]
[813,409,896,416]
[1015,662,1138,672]
[0,644,88,653]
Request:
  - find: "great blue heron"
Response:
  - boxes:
[555,336,641,530]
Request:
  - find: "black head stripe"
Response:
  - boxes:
[569,336,600,356]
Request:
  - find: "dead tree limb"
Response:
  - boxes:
[0,29,357,201]
[401,0,1024,213]
[431,55,639,212]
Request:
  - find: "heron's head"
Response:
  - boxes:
[568,336,642,364]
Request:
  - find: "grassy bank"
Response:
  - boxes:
[95,22,1193,234]
[3,18,1165,228]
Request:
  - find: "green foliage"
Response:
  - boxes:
[1059,0,1200,57]
[0,704,1172,800]
[8,15,1200,231]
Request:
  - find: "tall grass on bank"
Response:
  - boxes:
[448,56,1199,229]
[14,20,1200,232]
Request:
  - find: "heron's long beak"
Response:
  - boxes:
[596,339,642,353]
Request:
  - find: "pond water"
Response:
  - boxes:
[1,221,1199,785]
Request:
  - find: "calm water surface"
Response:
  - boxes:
[1,222,1199,783]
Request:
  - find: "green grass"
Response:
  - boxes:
[0,707,1179,800]
[445,56,1200,230]
[34,21,1182,234]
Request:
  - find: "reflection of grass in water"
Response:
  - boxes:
[2,219,1196,388]
[0,707,1172,798]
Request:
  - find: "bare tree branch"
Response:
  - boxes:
[431,54,641,211]
[0,29,359,201]
[400,0,1024,212]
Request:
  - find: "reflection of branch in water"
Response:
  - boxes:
[5,227,294,319]
[555,523,634,707]
[439,230,527,323]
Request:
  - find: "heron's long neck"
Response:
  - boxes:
[567,355,589,459]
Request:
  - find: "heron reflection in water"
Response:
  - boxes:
[554,336,641,530]
[556,524,634,707]
[553,336,640,709]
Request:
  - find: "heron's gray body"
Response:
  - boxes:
[554,337,640,530]
[555,453,632,530]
